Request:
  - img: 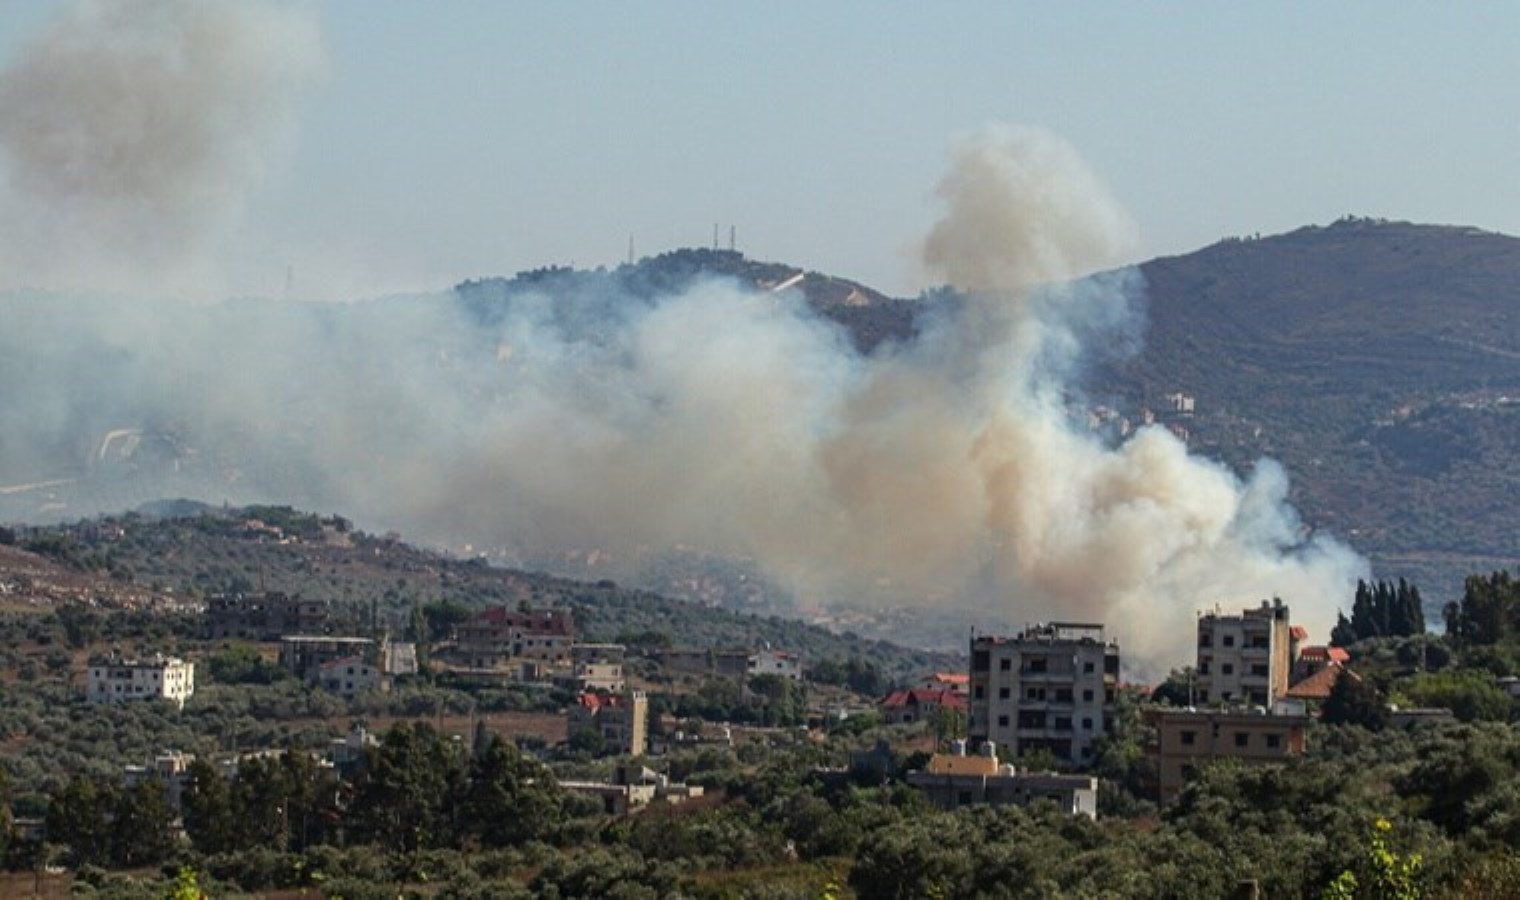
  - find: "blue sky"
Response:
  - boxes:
[4,1,1520,299]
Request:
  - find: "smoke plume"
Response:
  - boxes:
[0,0,323,297]
[0,18,1364,679]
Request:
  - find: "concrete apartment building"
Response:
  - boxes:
[206,592,330,641]
[908,742,1098,818]
[1147,707,1311,802]
[968,623,1120,764]
[569,690,649,756]
[278,635,375,681]
[87,654,195,709]
[454,606,574,669]
[316,656,387,697]
[1195,599,1296,707]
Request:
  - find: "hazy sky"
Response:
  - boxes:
[3,1,1519,300]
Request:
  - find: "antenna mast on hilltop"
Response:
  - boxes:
[712,223,719,250]
[729,225,736,252]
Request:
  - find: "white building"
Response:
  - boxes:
[316,656,386,697]
[87,655,195,709]
[1196,600,1295,708]
[968,623,1119,764]
[748,649,803,681]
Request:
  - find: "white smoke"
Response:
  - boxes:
[0,3,1364,674]
[0,0,323,297]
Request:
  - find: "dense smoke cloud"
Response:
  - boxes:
[0,0,323,296]
[0,4,1363,670]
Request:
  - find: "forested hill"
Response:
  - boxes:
[1093,218,1520,603]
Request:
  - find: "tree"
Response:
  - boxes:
[1337,580,1428,646]
[45,778,114,867]
[460,735,563,847]
[346,723,466,852]
[1321,672,1386,730]
[181,759,236,854]
[1444,571,1520,646]
[109,780,174,868]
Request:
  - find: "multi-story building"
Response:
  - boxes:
[968,623,1119,764]
[907,742,1098,818]
[569,690,649,756]
[454,606,574,669]
[316,656,387,697]
[279,635,374,681]
[1195,600,1295,707]
[87,654,195,709]
[655,647,800,681]
[748,649,803,681]
[1147,707,1310,802]
[206,592,329,641]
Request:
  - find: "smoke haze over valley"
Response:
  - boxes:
[0,2,1381,674]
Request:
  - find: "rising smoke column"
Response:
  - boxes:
[903,126,1365,668]
[0,0,323,297]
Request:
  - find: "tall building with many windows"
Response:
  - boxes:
[1195,599,1295,707]
[968,623,1120,764]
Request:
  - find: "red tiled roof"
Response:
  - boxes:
[929,673,969,685]
[472,606,574,635]
[577,692,623,710]
[1286,663,1356,700]
[1299,646,1351,664]
[880,688,967,710]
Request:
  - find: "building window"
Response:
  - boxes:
[1055,688,1072,703]
[974,685,985,699]
[1082,689,1094,702]
[1199,633,1212,648]
[1234,732,1249,748]
[1223,635,1235,647]
[1000,658,1012,672]
[1222,663,1234,675]
[1181,730,1196,746]
[1054,717,1072,732]
[997,715,1010,728]
[1083,661,1095,674]
[1251,664,1269,677]
[1026,658,1047,674]
[1082,717,1093,730]
[998,687,1010,699]
[972,651,990,672]
[1265,734,1281,750]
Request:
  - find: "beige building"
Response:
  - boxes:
[907,742,1098,818]
[87,654,195,709]
[1147,707,1310,803]
[1195,600,1296,707]
[968,623,1120,764]
[454,607,574,669]
[569,690,649,756]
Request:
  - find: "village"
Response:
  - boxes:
[58,585,1440,841]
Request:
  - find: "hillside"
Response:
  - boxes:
[1093,219,1520,602]
[2,222,1517,632]
[0,506,957,682]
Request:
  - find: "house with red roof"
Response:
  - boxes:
[919,673,970,696]
[879,688,967,725]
